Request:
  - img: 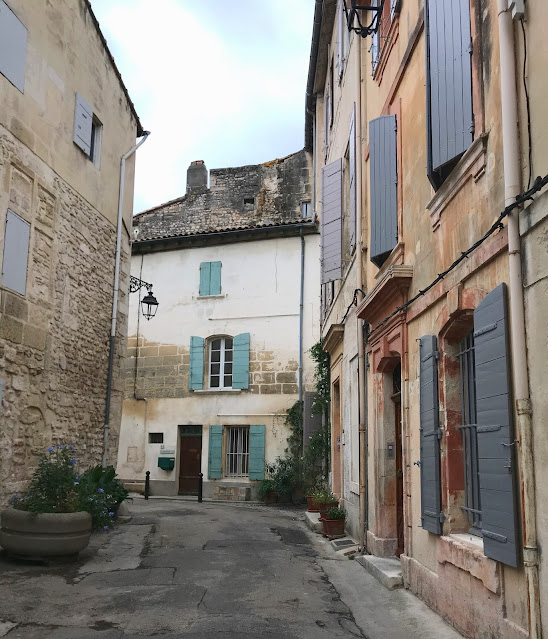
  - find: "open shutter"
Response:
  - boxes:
[232,333,250,389]
[349,104,357,254]
[419,335,443,534]
[336,0,344,79]
[189,336,205,390]
[73,92,93,155]
[208,425,223,479]
[425,0,473,189]
[249,425,265,480]
[210,261,222,295]
[199,262,211,296]
[324,90,330,159]
[474,284,520,567]
[2,210,30,295]
[321,158,343,283]
[369,115,398,268]
[0,0,28,93]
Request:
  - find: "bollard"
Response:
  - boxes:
[144,470,150,500]
[198,473,203,503]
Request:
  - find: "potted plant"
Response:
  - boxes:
[314,489,339,517]
[0,445,128,560]
[266,458,295,503]
[321,506,346,537]
[258,479,277,504]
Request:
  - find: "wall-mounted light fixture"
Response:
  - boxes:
[346,0,384,38]
[130,275,159,320]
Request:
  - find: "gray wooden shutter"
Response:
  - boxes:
[189,336,205,390]
[321,159,343,283]
[419,335,443,535]
[2,209,30,295]
[369,115,398,268]
[303,392,322,452]
[349,104,357,254]
[324,91,330,159]
[336,0,344,79]
[0,0,27,93]
[73,92,93,156]
[474,283,520,567]
[425,0,473,190]
[232,333,250,389]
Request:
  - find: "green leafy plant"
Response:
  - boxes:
[9,445,127,531]
[257,479,276,501]
[266,457,295,497]
[313,489,338,504]
[325,507,346,520]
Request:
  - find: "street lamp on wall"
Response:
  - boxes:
[130,275,159,321]
[346,0,384,37]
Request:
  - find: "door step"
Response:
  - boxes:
[355,554,403,590]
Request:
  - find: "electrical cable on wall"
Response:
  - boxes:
[520,18,533,189]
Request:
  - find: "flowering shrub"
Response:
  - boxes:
[9,445,128,531]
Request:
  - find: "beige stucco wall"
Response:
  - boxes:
[0,0,140,501]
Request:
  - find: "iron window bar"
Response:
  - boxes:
[226,427,250,478]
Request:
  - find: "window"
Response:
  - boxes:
[73,92,102,165]
[244,197,254,206]
[89,116,103,167]
[148,433,164,444]
[336,0,350,80]
[301,201,311,218]
[225,427,250,477]
[458,332,481,535]
[2,209,30,295]
[0,0,27,93]
[209,337,233,389]
[371,0,398,75]
[199,261,222,296]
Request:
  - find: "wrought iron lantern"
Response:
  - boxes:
[130,275,159,320]
[347,0,385,38]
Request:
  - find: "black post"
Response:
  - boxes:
[198,473,203,503]
[145,471,150,500]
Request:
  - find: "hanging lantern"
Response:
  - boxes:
[141,289,159,320]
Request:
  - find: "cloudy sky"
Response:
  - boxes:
[90,1,316,213]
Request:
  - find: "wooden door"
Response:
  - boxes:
[395,399,404,557]
[179,434,202,495]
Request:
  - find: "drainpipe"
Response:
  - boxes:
[354,32,368,553]
[299,227,305,408]
[102,131,150,468]
[497,3,541,637]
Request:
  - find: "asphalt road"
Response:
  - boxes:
[0,499,463,638]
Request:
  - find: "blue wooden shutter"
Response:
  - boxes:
[474,284,520,567]
[189,336,205,390]
[349,104,357,254]
[232,333,250,389]
[2,210,30,295]
[419,335,443,534]
[321,158,343,283]
[369,115,398,268]
[210,261,222,295]
[249,425,265,480]
[425,0,473,190]
[199,262,211,296]
[208,425,223,479]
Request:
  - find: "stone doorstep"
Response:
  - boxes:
[356,554,404,591]
[123,482,145,495]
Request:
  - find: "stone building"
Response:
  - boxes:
[0,0,144,501]
[117,152,321,500]
[306,0,547,637]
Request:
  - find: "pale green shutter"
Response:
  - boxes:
[249,425,265,480]
[232,333,250,389]
[199,262,211,296]
[210,261,222,295]
[208,425,223,479]
[189,336,204,390]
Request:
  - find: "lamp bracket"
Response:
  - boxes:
[130,275,153,294]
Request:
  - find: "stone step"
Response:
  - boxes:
[356,554,403,590]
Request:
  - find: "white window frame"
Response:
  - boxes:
[209,337,233,390]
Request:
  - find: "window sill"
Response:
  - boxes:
[427,132,489,231]
[437,533,500,594]
[193,388,242,394]
[196,294,227,300]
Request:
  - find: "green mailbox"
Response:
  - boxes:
[158,457,175,471]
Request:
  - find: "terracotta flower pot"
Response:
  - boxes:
[263,490,278,505]
[318,500,339,518]
[0,507,92,559]
[306,495,319,512]
[320,517,345,537]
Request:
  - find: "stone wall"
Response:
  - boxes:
[133,150,311,241]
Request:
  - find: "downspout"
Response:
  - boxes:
[299,227,305,408]
[355,31,368,552]
[497,3,541,638]
[102,131,150,468]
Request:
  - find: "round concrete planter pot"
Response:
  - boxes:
[0,507,92,559]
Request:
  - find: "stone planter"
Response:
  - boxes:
[0,507,92,559]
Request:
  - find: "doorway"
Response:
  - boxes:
[179,426,202,495]
[392,364,404,557]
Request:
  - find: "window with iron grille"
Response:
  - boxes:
[209,337,233,389]
[458,332,481,535]
[226,427,250,477]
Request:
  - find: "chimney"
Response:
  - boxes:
[186,160,208,194]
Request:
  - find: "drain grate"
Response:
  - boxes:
[332,539,356,548]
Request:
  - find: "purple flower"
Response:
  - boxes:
[103,526,109,530]
[70,459,77,464]
[74,482,79,486]
[68,445,75,451]
[98,488,104,493]
[57,445,63,449]
[46,447,54,452]
[109,512,115,517]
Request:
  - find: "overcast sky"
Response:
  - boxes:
[90,1,316,213]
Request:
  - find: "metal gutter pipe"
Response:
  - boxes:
[305,0,325,151]
[102,131,150,468]
[496,3,541,636]
[299,227,305,409]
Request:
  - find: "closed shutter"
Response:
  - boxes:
[349,104,357,254]
[321,158,343,283]
[73,92,93,156]
[189,336,205,390]
[210,261,222,295]
[199,262,211,296]
[249,425,265,480]
[474,284,520,567]
[369,115,398,268]
[425,0,473,190]
[303,392,322,451]
[2,210,30,295]
[208,425,223,479]
[232,333,250,389]
[419,335,443,534]
[0,0,27,93]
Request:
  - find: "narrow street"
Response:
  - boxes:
[0,499,462,639]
